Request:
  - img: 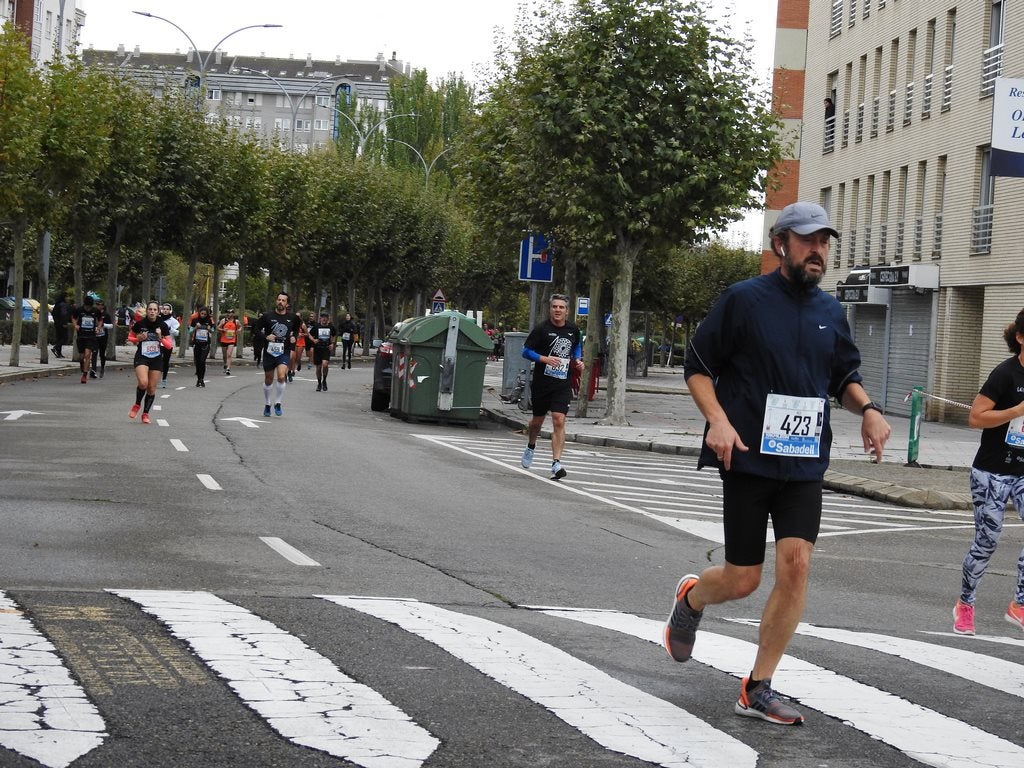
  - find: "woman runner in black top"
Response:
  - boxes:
[129,301,171,424]
[190,306,214,387]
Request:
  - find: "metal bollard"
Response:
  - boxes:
[906,386,924,467]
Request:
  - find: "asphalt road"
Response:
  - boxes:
[1,363,1022,768]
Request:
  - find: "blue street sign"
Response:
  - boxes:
[577,297,589,316]
[518,233,553,282]
[604,313,613,327]
[431,301,446,314]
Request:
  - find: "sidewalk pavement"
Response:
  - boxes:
[480,363,977,511]
[1,344,976,510]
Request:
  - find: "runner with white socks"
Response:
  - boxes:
[254,291,302,417]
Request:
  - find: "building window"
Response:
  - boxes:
[933,156,946,259]
[294,119,311,132]
[45,10,52,39]
[206,89,221,101]
[315,95,332,107]
[943,10,956,111]
[274,118,291,131]
[313,119,331,131]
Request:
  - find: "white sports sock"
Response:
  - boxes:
[263,383,273,406]
[274,379,286,403]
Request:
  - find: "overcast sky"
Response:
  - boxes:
[78,0,776,86]
[77,0,778,245]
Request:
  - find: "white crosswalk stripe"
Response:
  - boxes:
[539,607,1024,768]
[0,592,106,768]
[322,595,756,768]
[109,589,440,768]
[415,434,976,541]
[2,589,1023,767]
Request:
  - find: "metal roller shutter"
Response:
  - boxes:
[883,291,934,417]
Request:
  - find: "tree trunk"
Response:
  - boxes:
[347,281,356,317]
[36,229,50,363]
[7,218,26,367]
[105,222,125,362]
[141,245,153,301]
[180,251,198,358]
[236,256,247,360]
[211,263,221,318]
[575,263,604,419]
[599,238,641,426]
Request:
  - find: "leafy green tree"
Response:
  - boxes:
[464,0,782,424]
[0,22,45,365]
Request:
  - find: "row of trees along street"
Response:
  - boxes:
[0,0,782,425]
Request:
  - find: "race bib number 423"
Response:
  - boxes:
[760,394,825,458]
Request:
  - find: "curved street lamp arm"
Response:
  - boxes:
[426,145,456,176]
[132,11,200,65]
[387,138,429,177]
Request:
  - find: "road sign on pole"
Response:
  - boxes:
[431,289,446,314]
[518,234,553,282]
[577,297,589,316]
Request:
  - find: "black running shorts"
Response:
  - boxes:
[720,471,822,566]
[531,385,571,417]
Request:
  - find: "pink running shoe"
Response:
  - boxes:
[953,599,975,635]
[1005,601,1024,632]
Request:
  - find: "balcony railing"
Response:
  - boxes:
[982,44,1003,97]
[862,225,872,263]
[913,217,924,260]
[856,102,865,142]
[841,110,851,147]
[895,220,906,262]
[824,115,836,153]
[971,205,994,253]
[922,73,933,118]
[878,223,888,262]
[849,0,857,27]
[942,65,953,111]
[834,234,843,266]
[904,81,914,125]
[932,214,943,259]
[871,96,880,137]
[847,229,857,267]
[887,89,897,132]
[830,0,843,38]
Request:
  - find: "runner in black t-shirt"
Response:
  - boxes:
[190,306,215,387]
[307,310,337,392]
[90,300,114,379]
[72,294,102,385]
[255,292,302,417]
[128,301,171,424]
[520,293,583,480]
[338,313,358,369]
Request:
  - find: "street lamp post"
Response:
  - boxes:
[238,67,337,151]
[387,139,454,186]
[132,11,281,93]
[331,108,418,156]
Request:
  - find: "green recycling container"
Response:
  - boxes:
[389,311,493,423]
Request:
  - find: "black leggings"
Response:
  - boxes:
[342,340,354,366]
[92,337,108,371]
[194,344,210,381]
[161,347,172,380]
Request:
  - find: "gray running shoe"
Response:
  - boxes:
[521,446,534,468]
[551,460,567,480]
[735,678,804,725]
[664,574,702,662]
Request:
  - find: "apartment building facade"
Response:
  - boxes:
[773,0,1024,422]
[1,0,83,64]
[82,46,407,154]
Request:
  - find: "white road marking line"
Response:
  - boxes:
[541,608,1024,768]
[152,405,162,411]
[921,630,1024,648]
[196,474,221,490]
[322,595,756,768]
[110,590,438,768]
[169,439,188,452]
[0,591,106,768]
[748,620,1024,699]
[160,394,170,399]
[156,419,169,427]
[258,537,321,567]
[175,386,186,391]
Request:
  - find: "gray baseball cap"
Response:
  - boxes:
[772,202,839,238]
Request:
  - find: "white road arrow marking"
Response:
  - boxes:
[219,417,267,429]
[324,595,756,768]
[0,410,42,421]
[542,608,1024,768]
[0,592,106,768]
[110,590,438,768]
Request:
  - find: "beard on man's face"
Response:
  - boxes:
[782,252,825,288]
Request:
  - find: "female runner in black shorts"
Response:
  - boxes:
[129,301,171,424]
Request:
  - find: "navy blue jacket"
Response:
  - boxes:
[684,269,863,480]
